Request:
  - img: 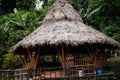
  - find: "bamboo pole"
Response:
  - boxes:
[61,46,65,67]
[19,49,39,69]
[66,49,69,60]
[27,49,32,61]
[99,50,109,68]
[86,45,94,61]
[58,49,63,67]
[35,52,39,68]
[86,45,99,69]
[58,48,65,68]
[30,52,39,69]
[94,46,98,63]
[31,52,36,68]
[57,46,69,68]
[26,49,39,68]
[19,55,27,68]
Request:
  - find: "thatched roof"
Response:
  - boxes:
[10,0,120,54]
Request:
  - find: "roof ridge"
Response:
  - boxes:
[43,0,83,24]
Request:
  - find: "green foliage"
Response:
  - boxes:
[10,11,30,28]
[101,25,120,41]
[0,9,45,53]
[0,4,50,68]
[68,0,103,20]
[2,54,22,69]
[68,0,120,42]
[0,0,53,54]
[103,59,120,79]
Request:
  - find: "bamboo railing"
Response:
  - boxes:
[74,58,93,66]
[0,65,115,80]
[0,65,95,80]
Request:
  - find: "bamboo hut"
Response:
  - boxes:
[10,0,120,70]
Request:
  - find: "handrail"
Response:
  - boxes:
[0,65,115,80]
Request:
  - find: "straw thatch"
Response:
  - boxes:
[10,0,120,54]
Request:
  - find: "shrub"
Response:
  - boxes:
[2,54,22,69]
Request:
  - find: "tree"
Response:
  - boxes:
[68,0,120,42]
[0,0,53,69]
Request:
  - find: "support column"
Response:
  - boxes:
[86,45,99,69]
[20,49,39,69]
[57,46,69,68]
[87,45,109,69]
[19,55,27,68]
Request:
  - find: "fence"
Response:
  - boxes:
[0,64,116,80]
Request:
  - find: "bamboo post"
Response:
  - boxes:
[19,49,39,69]
[86,46,94,63]
[19,55,27,68]
[99,50,109,68]
[86,45,99,70]
[35,52,39,68]
[94,46,98,68]
[86,46,94,61]
[30,52,39,69]
[57,46,69,69]
[61,46,65,68]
